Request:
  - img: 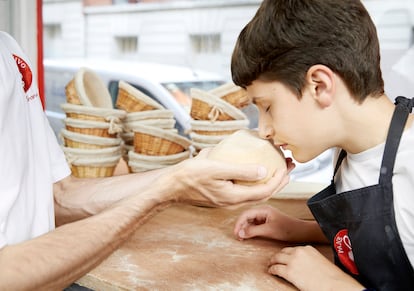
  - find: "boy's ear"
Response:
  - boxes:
[305,64,335,108]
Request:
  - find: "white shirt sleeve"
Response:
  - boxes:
[0,31,70,248]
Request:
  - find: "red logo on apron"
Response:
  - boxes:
[334,229,359,275]
[13,54,32,93]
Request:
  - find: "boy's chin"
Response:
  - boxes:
[290,151,317,164]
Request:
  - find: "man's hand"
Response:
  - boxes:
[166,148,293,207]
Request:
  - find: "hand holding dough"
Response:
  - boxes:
[208,129,286,185]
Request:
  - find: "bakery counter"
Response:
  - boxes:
[76,182,331,291]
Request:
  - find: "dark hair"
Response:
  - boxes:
[231,0,384,102]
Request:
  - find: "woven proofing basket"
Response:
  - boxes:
[124,119,176,132]
[190,119,249,136]
[64,118,122,138]
[61,103,126,123]
[116,80,164,112]
[65,79,81,105]
[132,124,191,156]
[66,67,113,108]
[128,149,191,166]
[122,144,134,164]
[62,145,122,160]
[120,132,134,146]
[209,83,251,109]
[128,159,166,173]
[69,155,121,178]
[61,129,122,149]
[125,109,174,123]
[190,88,247,121]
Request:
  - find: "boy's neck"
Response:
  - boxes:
[339,94,397,154]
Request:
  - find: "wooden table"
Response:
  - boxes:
[77,182,332,291]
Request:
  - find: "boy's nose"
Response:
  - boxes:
[259,124,275,140]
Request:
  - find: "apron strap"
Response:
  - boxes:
[394,96,414,114]
[333,149,347,177]
[379,96,413,184]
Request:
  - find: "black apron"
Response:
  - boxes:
[307,96,414,290]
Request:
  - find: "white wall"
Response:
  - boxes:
[43,1,85,58]
[363,0,414,98]
[83,3,259,78]
[364,0,414,50]
[0,0,11,33]
[42,0,414,84]
[42,1,261,79]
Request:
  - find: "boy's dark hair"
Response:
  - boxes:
[231,0,384,102]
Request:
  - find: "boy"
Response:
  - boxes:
[231,0,414,290]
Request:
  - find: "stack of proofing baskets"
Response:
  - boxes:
[60,68,126,178]
[189,83,251,153]
[115,80,192,173]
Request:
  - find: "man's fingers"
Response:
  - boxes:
[191,157,268,182]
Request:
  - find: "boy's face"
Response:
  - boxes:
[247,79,331,163]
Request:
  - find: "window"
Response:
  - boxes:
[113,0,139,4]
[115,36,138,54]
[44,23,61,39]
[43,24,62,58]
[189,33,221,54]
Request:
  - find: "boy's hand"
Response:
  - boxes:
[268,246,364,291]
[233,205,297,241]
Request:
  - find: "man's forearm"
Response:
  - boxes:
[54,167,171,225]
[0,184,172,291]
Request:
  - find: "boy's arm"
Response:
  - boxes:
[235,205,328,243]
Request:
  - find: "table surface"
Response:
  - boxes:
[77,181,332,291]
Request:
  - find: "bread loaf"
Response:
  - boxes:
[208,129,286,185]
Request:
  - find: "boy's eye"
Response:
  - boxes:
[265,106,271,113]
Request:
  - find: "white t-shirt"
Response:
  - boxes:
[0,32,70,248]
[335,119,414,267]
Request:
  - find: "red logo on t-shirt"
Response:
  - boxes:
[334,229,359,275]
[13,54,33,93]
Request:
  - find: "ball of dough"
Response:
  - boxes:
[208,129,286,185]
